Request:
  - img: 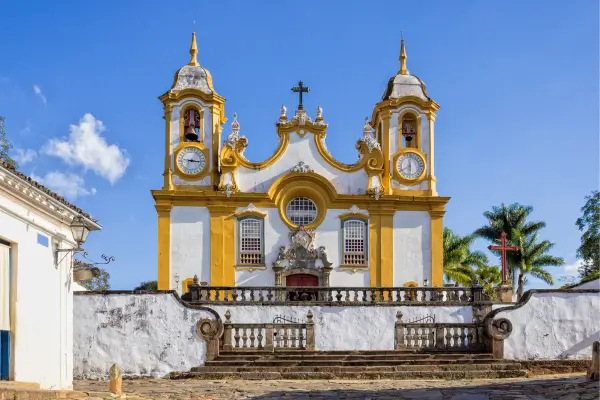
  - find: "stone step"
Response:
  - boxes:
[215,353,495,361]
[204,358,502,367]
[193,363,524,373]
[172,369,529,380]
[0,389,89,400]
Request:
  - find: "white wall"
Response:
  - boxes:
[236,131,368,194]
[171,206,211,290]
[73,292,471,378]
[499,291,600,360]
[0,190,75,390]
[73,293,213,379]
[393,211,431,286]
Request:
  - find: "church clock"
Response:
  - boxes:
[174,145,209,179]
[393,150,426,185]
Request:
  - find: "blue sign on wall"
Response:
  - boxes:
[37,233,49,247]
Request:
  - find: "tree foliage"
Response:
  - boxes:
[474,203,545,287]
[134,281,158,290]
[0,116,18,168]
[443,227,488,286]
[76,259,110,290]
[472,265,502,299]
[575,190,600,278]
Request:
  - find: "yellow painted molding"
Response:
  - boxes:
[369,214,380,287]
[155,204,172,290]
[208,205,236,286]
[163,104,174,190]
[404,280,419,287]
[159,88,226,108]
[380,213,394,287]
[235,265,267,272]
[429,209,444,287]
[339,265,369,272]
[338,212,370,221]
[234,209,267,219]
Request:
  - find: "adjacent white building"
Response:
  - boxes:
[0,160,101,389]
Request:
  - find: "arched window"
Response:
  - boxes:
[285,197,318,226]
[238,217,264,265]
[401,113,419,149]
[342,219,368,266]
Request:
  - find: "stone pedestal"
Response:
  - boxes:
[588,341,599,380]
[495,285,514,303]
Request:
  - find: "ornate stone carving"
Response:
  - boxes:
[291,161,314,173]
[280,104,287,119]
[219,182,235,198]
[367,185,384,200]
[172,65,212,94]
[292,109,312,125]
[358,117,381,153]
[224,112,245,149]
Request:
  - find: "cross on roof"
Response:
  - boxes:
[291,81,310,110]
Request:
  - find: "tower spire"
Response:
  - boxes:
[188,32,199,66]
[399,31,408,75]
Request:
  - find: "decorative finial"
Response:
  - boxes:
[231,112,240,134]
[280,104,287,119]
[189,32,199,66]
[316,105,323,120]
[399,31,408,75]
[363,117,373,136]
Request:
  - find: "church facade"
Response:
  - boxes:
[152,34,449,292]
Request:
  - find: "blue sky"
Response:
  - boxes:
[0,1,597,290]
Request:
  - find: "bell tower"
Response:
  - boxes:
[158,32,227,190]
[371,35,439,197]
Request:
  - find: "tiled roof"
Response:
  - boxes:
[0,159,95,220]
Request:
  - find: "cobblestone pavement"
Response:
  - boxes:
[74,374,600,399]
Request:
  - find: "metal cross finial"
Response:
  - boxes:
[291,80,310,110]
[488,232,520,285]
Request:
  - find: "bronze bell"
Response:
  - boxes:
[185,124,199,142]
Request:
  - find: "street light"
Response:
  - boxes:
[56,214,91,259]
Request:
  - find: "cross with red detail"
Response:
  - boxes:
[488,232,520,285]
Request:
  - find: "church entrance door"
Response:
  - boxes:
[286,274,319,302]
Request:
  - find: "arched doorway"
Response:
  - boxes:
[286,274,319,301]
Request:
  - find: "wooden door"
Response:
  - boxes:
[286,274,319,287]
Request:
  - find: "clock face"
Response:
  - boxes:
[396,152,425,180]
[177,147,206,175]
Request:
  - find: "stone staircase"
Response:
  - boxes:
[172,350,529,380]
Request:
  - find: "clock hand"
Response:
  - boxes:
[186,159,201,163]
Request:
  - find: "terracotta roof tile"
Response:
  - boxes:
[0,159,95,221]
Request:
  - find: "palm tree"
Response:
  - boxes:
[474,203,546,287]
[513,231,564,299]
[443,228,488,286]
[472,265,502,299]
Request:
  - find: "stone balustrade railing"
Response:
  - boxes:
[182,285,490,306]
[394,311,486,352]
[222,310,315,352]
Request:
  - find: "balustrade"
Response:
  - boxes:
[181,285,487,306]
[222,310,315,352]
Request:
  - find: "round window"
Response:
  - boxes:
[285,197,318,226]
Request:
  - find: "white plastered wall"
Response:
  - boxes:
[393,211,431,286]
[171,206,211,291]
[170,99,213,187]
[0,191,75,390]
[235,131,368,194]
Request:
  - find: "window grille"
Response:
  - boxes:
[239,218,263,265]
[285,197,318,226]
[343,219,367,265]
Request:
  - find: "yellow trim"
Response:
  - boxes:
[398,110,421,151]
[234,209,267,219]
[173,142,210,181]
[182,278,194,293]
[427,111,438,196]
[339,265,369,272]
[178,104,205,143]
[208,206,236,286]
[235,265,267,271]
[404,280,419,287]
[338,211,370,220]
[369,215,379,287]
[163,104,174,190]
[156,204,172,290]
[368,211,394,288]
[429,209,445,287]
[392,149,427,186]
[380,112,391,194]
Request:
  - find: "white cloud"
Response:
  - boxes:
[12,148,37,165]
[563,260,582,277]
[42,113,130,184]
[31,171,96,200]
[33,84,46,105]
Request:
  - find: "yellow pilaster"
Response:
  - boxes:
[380,112,391,194]
[156,204,172,290]
[162,104,173,190]
[208,205,236,286]
[427,112,437,196]
[369,211,394,287]
[429,209,445,286]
